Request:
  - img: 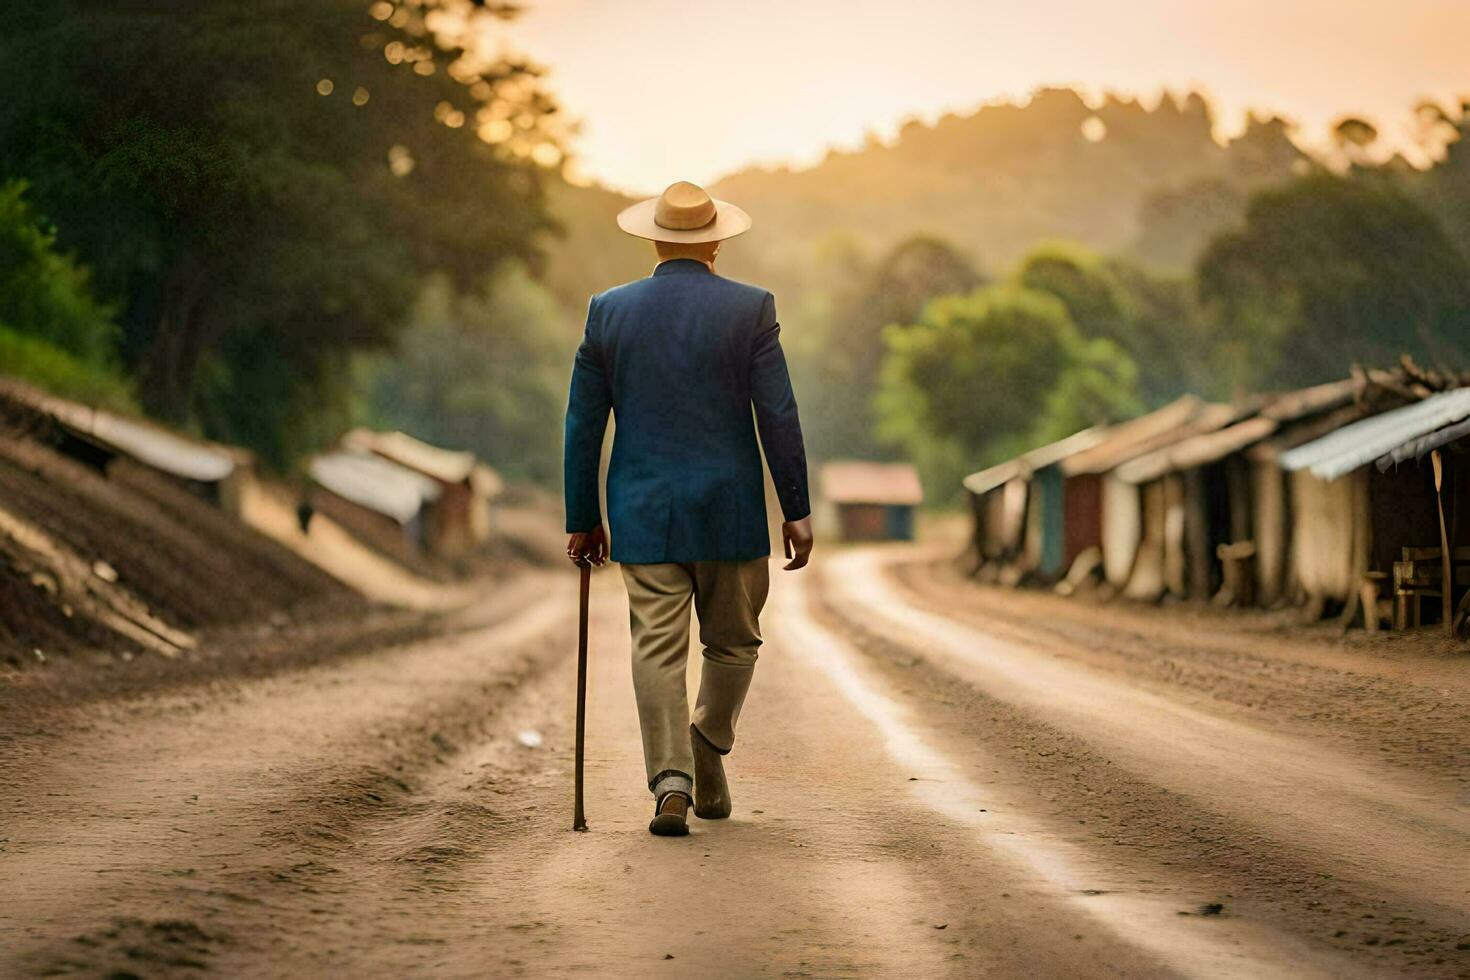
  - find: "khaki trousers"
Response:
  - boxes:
[620,558,770,793]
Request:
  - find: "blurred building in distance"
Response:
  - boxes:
[963,362,1470,638]
[963,426,1105,586]
[1279,384,1470,632]
[820,460,923,542]
[308,448,441,569]
[341,429,502,559]
[0,378,256,515]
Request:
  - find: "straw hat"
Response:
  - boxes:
[616,181,752,243]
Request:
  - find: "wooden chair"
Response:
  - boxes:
[1392,546,1470,630]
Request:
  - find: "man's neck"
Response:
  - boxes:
[655,257,715,272]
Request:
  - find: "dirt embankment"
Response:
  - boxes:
[0,388,370,676]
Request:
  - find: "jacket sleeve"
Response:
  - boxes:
[750,292,811,522]
[564,297,611,533]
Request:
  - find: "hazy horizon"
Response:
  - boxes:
[484,0,1470,195]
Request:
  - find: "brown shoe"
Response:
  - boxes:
[649,792,691,837]
[691,725,731,820]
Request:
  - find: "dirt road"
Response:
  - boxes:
[3,546,1467,978]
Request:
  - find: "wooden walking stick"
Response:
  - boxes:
[573,558,591,831]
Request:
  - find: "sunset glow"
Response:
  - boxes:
[492,0,1470,193]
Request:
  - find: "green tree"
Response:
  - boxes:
[1129,177,1247,272]
[1017,243,1130,347]
[808,234,983,462]
[1411,100,1470,257]
[1018,241,1217,404]
[1029,338,1141,445]
[360,264,576,485]
[0,181,118,363]
[876,284,1138,497]
[1197,173,1470,389]
[1333,116,1380,169]
[0,0,562,466]
[1101,257,1219,402]
[0,181,132,407]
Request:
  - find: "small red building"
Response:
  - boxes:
[819,461,924,542]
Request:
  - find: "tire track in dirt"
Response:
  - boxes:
[417,571,1179,979]
[814,546,1470,976]
[0,575,574,977]
[895,555,1470,793]
[779,571,1367,980]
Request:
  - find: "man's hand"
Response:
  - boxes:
[567,525,607,566]
[781,516,814,571]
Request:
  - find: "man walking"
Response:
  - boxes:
[564,181,813,837]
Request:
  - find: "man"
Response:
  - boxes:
[564,180,813,838]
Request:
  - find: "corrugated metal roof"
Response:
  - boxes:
[1115,415,1277,485]
[962,426,1105,496]
[820,461,924,506]
[1248,403,1367,462]
[1377,416,1470,470]
[962,459,1024,499]
[310,450,441,525]
[342,428,477,484]
[19,386,242,483]
[97,414,236,482]
[1279,387,1470,480]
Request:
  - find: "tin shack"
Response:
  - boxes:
[819,461,924,542]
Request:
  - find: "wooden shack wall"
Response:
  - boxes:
[426,482,475,559]
[1102,474,1142,587]
[1062,473,1103,567]
[884,504,915,541]
[312,489,423,568]
[1367,463,1445,575]
[1253,462,1290,605]
[1123,479,1166,600]
[1034,466,1066,577]
[834,505,899,543]
[1289,469,1367,603]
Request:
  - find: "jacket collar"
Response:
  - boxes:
[652,258,714,277]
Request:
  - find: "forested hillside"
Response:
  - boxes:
[543,88,1470,496]
[548,87,1309,304]
[4,9,1467,505]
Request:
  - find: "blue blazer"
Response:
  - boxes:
[563,259,810,564]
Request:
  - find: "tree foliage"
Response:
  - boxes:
[0,181,119,365]
[1410,100,1470,257]
[0,0,562,466]
[359,264,575,484]
[1017,243,1131,348]
[798,234,983,463]
[1017,241,1218,403]
[876,284,1139,497]
[1197,173,1470,390]
[0,180,133,407]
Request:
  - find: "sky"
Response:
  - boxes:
[485,0,1470,195]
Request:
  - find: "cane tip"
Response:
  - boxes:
[573,821,589,832]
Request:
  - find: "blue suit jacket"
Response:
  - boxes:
[563,259,810,564]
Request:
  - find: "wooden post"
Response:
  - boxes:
[1433,451,1453,635]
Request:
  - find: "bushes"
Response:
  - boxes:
[0,324,133,409]
[0,180,132,407]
